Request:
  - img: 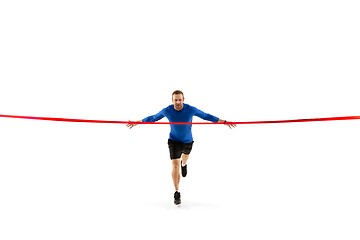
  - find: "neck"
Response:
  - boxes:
[174,105,183,111]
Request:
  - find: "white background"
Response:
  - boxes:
[1,1,359,239]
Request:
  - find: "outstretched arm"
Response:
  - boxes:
[127,108,166,129]
[191,106,236,129]
[218,119,237,129]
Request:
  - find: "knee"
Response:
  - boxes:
[172,165,180,172]
[172,159,181,171]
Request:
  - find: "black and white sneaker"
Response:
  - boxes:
[181,161,187,177]
[174,191,181,205]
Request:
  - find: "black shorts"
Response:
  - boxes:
[168,139,194,160]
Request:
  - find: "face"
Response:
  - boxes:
[172,94,184,111]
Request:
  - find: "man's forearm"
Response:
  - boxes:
[218,118,237,129]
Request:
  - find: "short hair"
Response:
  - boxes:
[172,90,184,99]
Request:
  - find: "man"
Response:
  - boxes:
[127,90,236,205]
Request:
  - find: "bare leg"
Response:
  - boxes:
[181,153,190,165]
[171,159,181,191]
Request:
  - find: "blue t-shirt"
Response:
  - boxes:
[142,103,219,143]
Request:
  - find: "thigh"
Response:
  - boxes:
[181,141,194,155]
[168,139,182,160]
[181,153,190,162]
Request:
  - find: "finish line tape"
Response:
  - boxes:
[0,114,359,125]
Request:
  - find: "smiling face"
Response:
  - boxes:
[172,93,184,111]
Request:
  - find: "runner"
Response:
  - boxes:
[127,90,236,205]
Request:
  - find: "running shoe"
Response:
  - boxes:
[174,191,181,205]
[181,161,187,177]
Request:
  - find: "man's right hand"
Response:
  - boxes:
[126,120,142,129]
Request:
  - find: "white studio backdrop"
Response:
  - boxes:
[0,1,359,240]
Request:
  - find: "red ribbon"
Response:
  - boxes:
[1,114,359,124]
